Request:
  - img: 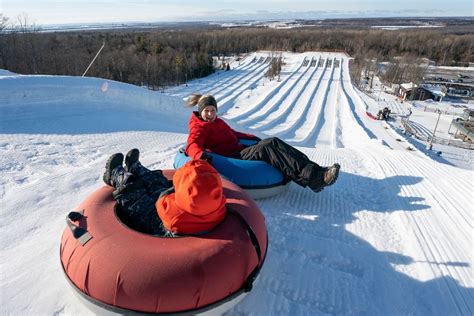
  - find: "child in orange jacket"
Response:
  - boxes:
[103,149,226,236]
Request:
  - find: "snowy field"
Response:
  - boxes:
[1,52,473,315]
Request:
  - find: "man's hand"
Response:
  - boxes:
[200,152,213,164]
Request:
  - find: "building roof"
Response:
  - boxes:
[421,85,446,97]
[400,82,417,90]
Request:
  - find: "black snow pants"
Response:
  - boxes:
[112,166,173,236]
[238,137,326,190]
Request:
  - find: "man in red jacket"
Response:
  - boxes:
[186,94,340,193]
[186,95,256,161]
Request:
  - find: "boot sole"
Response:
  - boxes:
[325,163,340,186]
[312,163,340,193]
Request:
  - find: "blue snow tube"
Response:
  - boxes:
[173,140,288,199]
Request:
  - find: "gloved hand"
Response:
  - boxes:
[200,152,213,164]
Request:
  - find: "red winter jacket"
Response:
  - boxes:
[186,112,256,160]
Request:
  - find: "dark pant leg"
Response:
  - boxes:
[113,178,167,236]
[139,169,173,192]
[130,163,173,192]
[239,137,325,188]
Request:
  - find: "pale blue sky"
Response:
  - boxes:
[2,0,473,25]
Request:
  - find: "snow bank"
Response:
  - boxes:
[0,74,190,134]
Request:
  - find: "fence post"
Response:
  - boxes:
[427,109,442,150]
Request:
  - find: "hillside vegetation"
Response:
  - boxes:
[1,15,472,89]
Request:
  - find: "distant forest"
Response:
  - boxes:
[1,14,473,89]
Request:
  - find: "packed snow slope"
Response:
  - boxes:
[1,52,472,315]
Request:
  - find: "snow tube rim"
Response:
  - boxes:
[114,203,227,239]
[174,147,287,189]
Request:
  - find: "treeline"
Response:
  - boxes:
[1,14,473,89]
[0,16,216,88]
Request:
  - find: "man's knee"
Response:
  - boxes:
[261,137,280,145]
[267,137,288,150]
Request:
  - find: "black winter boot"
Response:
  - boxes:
[311,163,340,193]
[125,148,150,177]
[125,148,140,172]
[103,153,124,186]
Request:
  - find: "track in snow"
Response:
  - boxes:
[178,52,393,150]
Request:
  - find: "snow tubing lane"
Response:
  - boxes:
[174,141,288,199]
[60,170,268,315]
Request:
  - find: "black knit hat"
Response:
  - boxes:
[197,95,217,115]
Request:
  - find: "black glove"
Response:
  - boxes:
[200,152,213,164]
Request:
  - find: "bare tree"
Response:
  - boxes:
[13,13,41,73]
[0,14,12,68]
[266,51,283,81]
[0,14,9,32]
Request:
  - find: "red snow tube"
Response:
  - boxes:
[366,111,377,120]
[60,170,267,315]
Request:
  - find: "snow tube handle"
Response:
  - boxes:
[66,210,93,246]
[228,208,262,292]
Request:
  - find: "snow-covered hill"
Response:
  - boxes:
[1,52,472,315]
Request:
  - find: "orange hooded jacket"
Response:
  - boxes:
[156,160,227,235]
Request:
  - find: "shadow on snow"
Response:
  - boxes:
[0,104,188,135]
[237,171,473,315]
